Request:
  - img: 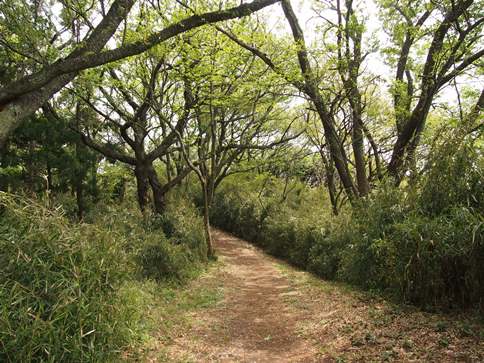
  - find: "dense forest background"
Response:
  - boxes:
[0,0,482,361]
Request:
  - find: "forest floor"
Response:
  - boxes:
[140,230,483,362]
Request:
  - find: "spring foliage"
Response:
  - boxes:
[210,137,483,311]
[0,192,206,362]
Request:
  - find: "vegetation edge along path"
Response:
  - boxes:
[153,229,483,362]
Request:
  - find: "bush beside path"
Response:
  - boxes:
[156,230,483,362]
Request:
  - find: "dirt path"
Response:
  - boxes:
[161,230,483,362]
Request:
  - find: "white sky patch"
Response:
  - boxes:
[258,0,392,93]
[256,0,481,108]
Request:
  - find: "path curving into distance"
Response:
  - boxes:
[162,229,483,362]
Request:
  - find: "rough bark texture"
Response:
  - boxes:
[336,0,369,196]
[75,179,84,221]
[203,184,215,258]
[134,164,150,212]
[319,149,339,215]
[0,0,136,148]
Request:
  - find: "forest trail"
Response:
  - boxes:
[158,230,483,362]
[167,229,320,362]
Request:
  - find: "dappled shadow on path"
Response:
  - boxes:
[163,229,484,363]
[166,229,321,362]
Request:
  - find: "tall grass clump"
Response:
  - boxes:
[0,189,208,362]
[137,195,207,282]
[0,193,135,362]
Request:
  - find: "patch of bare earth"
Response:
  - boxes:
[161,230,483,362]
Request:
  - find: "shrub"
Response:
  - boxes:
[337,184,408,292]
[0,193,135,362]
[391,208,483,309]
[307,215,351,279]
[210,162,483,311]
[418,136,483,216]
[138,239,195,281]
[0,191,208,361]
[163,195,207,261]
[138,197,206,281]
[84,191,207,281]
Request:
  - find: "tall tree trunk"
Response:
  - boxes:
[362,123,383,181]
[202,182,215,258]
[46,160,53,192]
[388,97,433,182]
[336,0,369,197]
[319,149,339,215]
[387,0,476,181]
[90,159,99,201]
[165,153,173,184]
[281,0,357,201]
[312,98,358,200]
[134,164,150,212]
[75,179,84,221]
[351,102,370,196]
[146,164,166,214]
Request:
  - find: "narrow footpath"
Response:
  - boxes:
[159,230,483,362]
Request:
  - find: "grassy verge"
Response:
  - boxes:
[128,262,224,362]
[0,192,209,362]
[273,258,484,362]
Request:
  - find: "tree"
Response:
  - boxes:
[218,1,365,201]
[380,0,484,180]
[334,0,370,195]
[63,49,196,214]
[0,0,282,148]
[174,28,299,257]
[1,107,98,219]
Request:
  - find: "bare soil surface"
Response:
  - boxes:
[160,230,483,362]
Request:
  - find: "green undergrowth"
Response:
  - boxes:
[274,256,484,362]
[0,192,207,362]
[129,265,224,361]
[211,138,483,311]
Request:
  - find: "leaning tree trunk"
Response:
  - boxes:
[319,149,339,216]
[0,0,137,149]
[312,97,358,200]
[350,95,370,197]
[280,0,357,201]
